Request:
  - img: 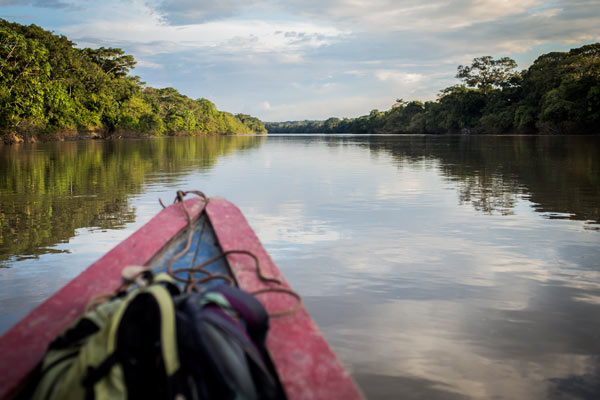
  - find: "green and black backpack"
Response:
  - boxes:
[25,274,286,400]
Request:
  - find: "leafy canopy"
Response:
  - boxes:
[456,56,518,94]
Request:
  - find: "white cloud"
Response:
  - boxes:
[282,0,544,32]
[257,96,394,121]
[278,52,304,63]
[376,70,424,84]
[157,0,260,24]
[135,59,164,69]
[0,0,75,9]
[61,10,347,58]
[573,294,600,305]
[530,7,562,18]
[343,70,366,76]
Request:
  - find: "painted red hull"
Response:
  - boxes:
[0,196,362,399]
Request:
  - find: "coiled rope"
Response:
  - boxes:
[88,190,302,318]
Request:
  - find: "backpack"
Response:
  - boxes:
[26,274,286,400]
[176,284,285,400]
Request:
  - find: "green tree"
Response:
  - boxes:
[83,47,136,78]
[236,114,267,133]
[44,81,76,129]
[0,25,50,130]
[457,56,518,94]
[519,43,600,133]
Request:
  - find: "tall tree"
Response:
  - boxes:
[457,56,518,94]
[83,47,136,78]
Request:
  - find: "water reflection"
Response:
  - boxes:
[250,135,600,399]
[0,136,265,264]
[550,358,600,400]
[1,134,599,399]
[357,135,600,225]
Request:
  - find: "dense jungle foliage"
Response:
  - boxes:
[0,19,266,142]
[266,44,600,135]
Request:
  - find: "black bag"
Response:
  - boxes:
[176,284,286,400]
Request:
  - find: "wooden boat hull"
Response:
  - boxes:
[0,196,362,399]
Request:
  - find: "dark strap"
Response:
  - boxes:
[49,319,100,350]
[81,353,118,400]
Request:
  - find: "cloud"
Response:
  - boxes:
[59,5,348,57]
[276,0,600,57]
[376,71,424,84]
[430,7,600,59]
[157,0,260,25]
[280,0,543,31]
[257,96,395,121]
[531,7,562,18]
[144,0,599,40]
[135,59,164,69]
[0,0,72,8]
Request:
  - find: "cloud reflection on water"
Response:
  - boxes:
[253,136,600,399]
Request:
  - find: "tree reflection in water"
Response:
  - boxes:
[356,135,599,225]
[0,136,266,264]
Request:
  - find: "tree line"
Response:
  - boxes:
[266,43,600,135]
[0,19,266,143]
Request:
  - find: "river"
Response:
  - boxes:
[1,134,599,399]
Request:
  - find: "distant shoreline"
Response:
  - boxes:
[265,132,600,136]
[5,130,600,145]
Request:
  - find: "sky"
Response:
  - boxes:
[1,0,599,121]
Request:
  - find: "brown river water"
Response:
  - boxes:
[1,134,599,399]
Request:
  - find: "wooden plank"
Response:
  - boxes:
[206,197,363,400]
[0,197,207,399]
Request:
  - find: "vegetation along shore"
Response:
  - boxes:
[266,44,600,135]
[0,19,266,144]
[1,18,598,143]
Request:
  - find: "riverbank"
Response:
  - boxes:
[2,130,100,145]
[1,129,264,145]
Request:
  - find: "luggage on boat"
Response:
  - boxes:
[24,274,286,400]
[176,284,285,400]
